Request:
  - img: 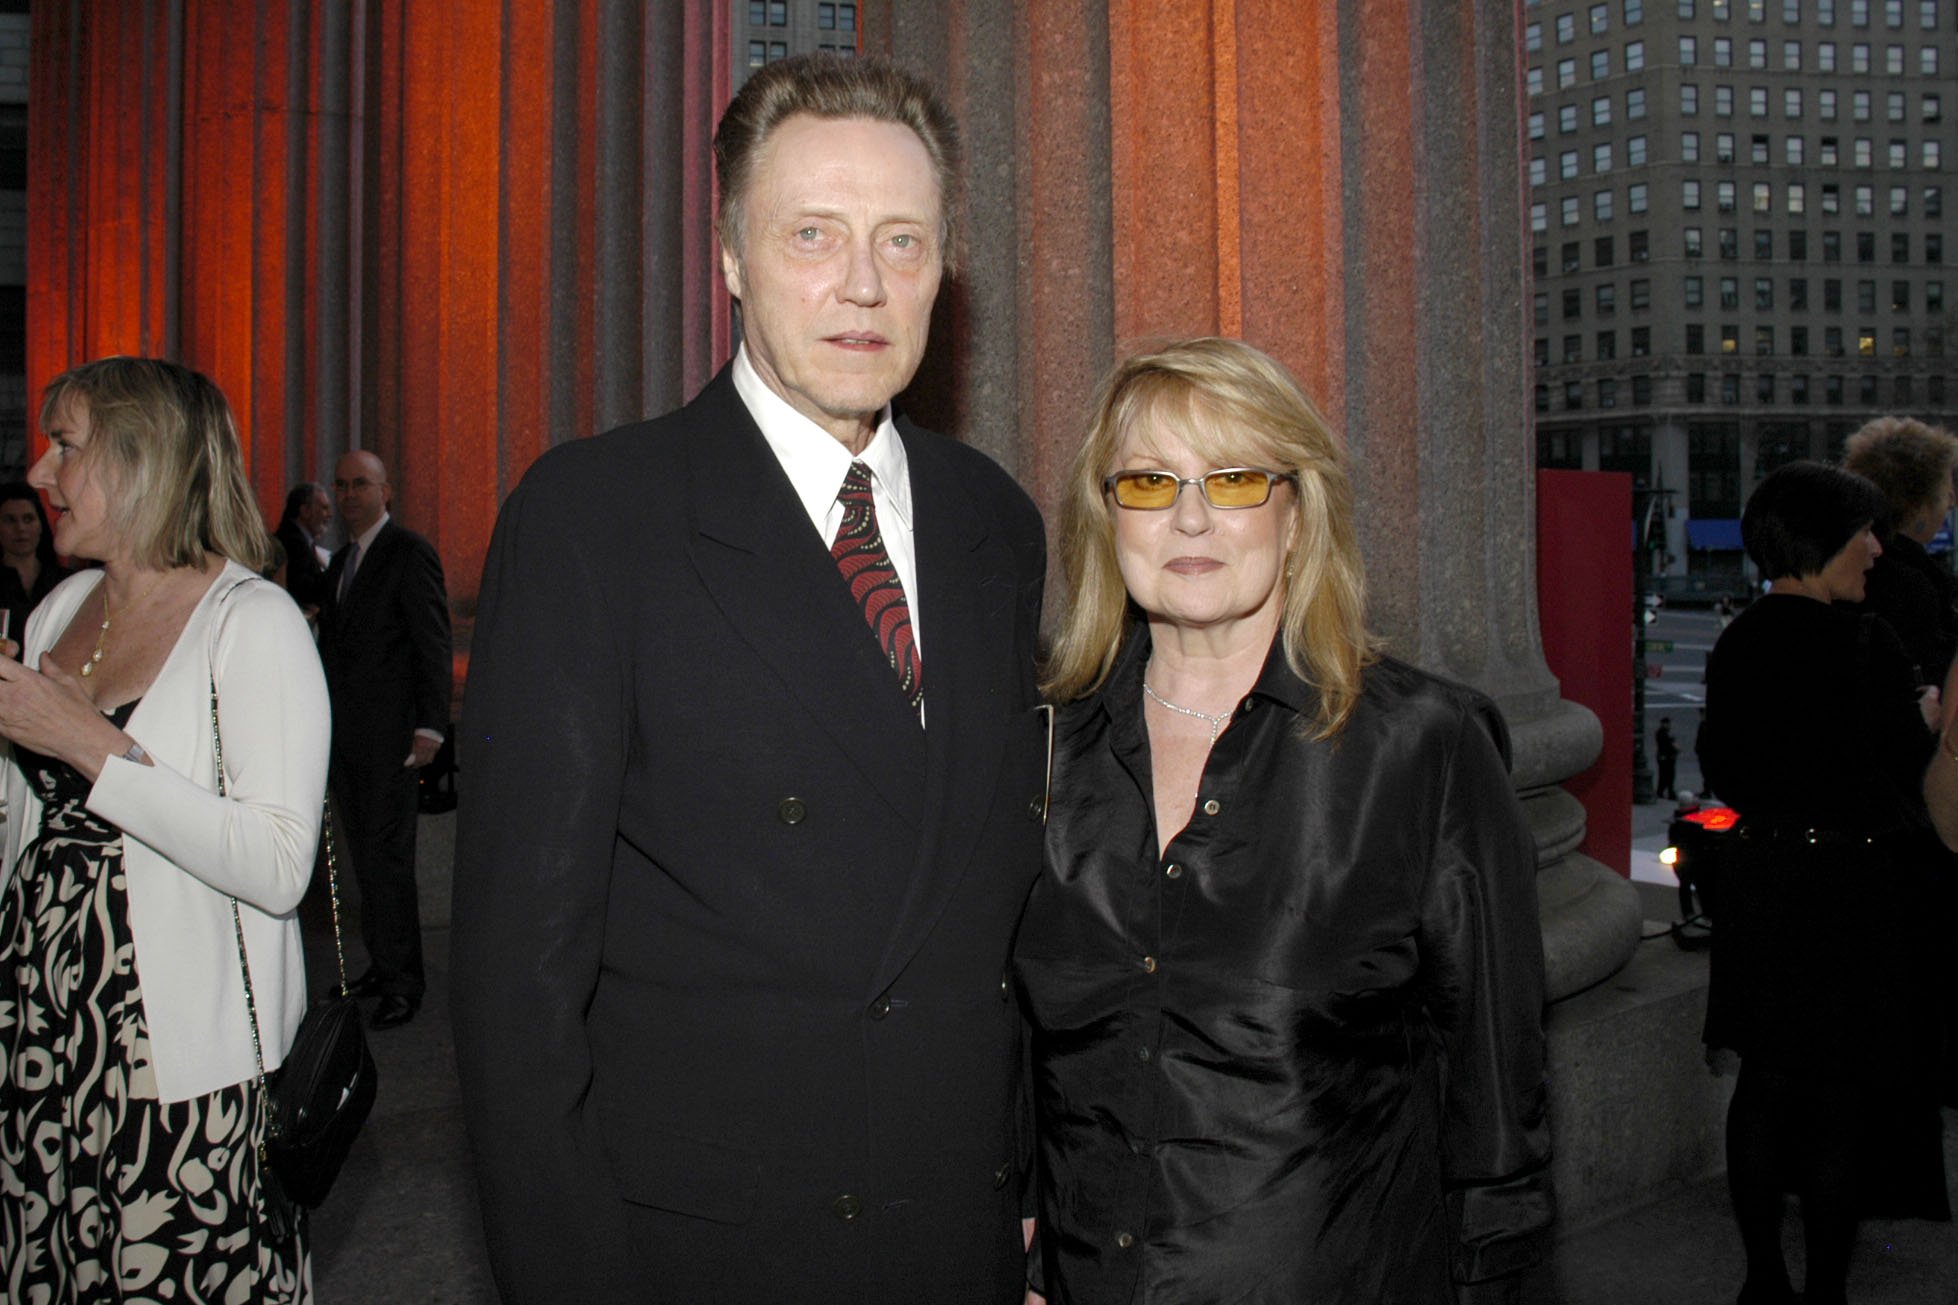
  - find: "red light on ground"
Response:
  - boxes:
[1680,806,1739,832]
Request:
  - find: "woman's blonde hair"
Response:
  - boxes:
[1042,337,1377,738]
[39,357,273,573]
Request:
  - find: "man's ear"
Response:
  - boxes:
[721,243,744,301]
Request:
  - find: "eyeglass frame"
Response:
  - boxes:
[1100,466,1300,511]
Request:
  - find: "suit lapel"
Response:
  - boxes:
[685,372,928,823]
[868,424,1021,994]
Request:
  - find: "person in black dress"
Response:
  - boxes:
[1016,338,1550,1304]
[1843,417,1958,688]
[0,481,71,652]
[0,358,329,1301]
[1700,460,1946,1305]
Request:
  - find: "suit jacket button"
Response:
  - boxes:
[778,797,807,825]
[993,1162,1011,1189]
[868,995,893,1020]
[1027,794,1046,820]
[1116,1231,1136,1249]
[832,1194,863,1221]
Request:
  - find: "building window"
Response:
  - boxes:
[1558,57,1577,88]
[1823,231,1842,261]
[1715,37,1734,66]
[1592,49,1612,79]
[1923,46,1940,74]
[1892,232,1910,263]
[1792,277,1810,310]
[1722,324,1741,353]
[1722,374,1742,403]
[1597,283,1618,314]
[1753,182,1773,213]
[1750,37,1769,66]
[1856,230,1875,261]
[1826,277,1844,309]
[1820,41,1839,71]
[1822,183,1841,214]
[1750,87,1770,117]
[1530,157,1548,186]
[1594,142,1614,172]
[1594,96,1614,126]
[1784,39,1803,69]
[1721,276,1741,308]
[1529,112,1546,140]
[1596,190,1615,221]
[1688,323,1707,352]
[1927,141,1942,168]
[1756,277,1775,309]
[1634,375,1653,405]
[1561,150,1580,180]
[1525,22,1544,53]
[1826,325,1845,354]
[1558,12,1577,41]
[1792,374,1810,404]
[1930,281,1946,312]
[1682,131,1701,162]
[1788,182,1806,213]
[1565,381,1585,410]
[1718,131,1737,163]
[1892,279,1910,311]
[1688,373,1708,402]
[1531,202,1549,233]
[1681,35,1699,63]
[1562,196,1582,226]
[1716,86,1735,117]
[1785,88,1804,117]
[1821,88,1839,119]
[1852,89,1872,121]
[1790,230,1808,259]
[1564,288,1583,318]
[1560,104,1580,132]
[1757,326,1776,355]
[1630,182,1650,213]
[1925,94,1943,123]
[1826,375,1844,404]
[1785,135,1805,165]
[1686,275,1706,307]
[1684,179,1702,210]
[1928,233,1943,263]
[1890,186,1909,216]
[1927,186,1943,218]
[1854,41,1873,71]
[1628,87,1648,119]
[1600,379,1619,409]
[1627,40,1647,71]
[1858,328,1877,356]
[1628,135,1648,166]
[1859,278,1878,311]
[1598,329,1617,359]
[1627,0,1646,21]
[1592,2,1613,31]
[1757,374,1775,401]
[1633,326,1652,356]
[1565,333,1584,363]
[1535,292,1550,326]
[1717,180,1737,212]
[1535,337,1551,366]
[1792,326,1809,354]
[1682,84,1700,115]
[1632,278,1652,309]
[1854,184,1874,217]
[1887,43,1907,73]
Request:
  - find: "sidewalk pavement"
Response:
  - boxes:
[306,810,1958,1304]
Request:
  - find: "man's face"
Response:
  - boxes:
[334,452,391,538]
[302,488,332,536]
[721,114,943,451]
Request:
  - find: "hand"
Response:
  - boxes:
[1705,1045,1739,1078]
[404,734,441,769]
[1919,684,1943,731]
[0,653,126,780]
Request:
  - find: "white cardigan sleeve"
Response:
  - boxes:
[85,579,330,916]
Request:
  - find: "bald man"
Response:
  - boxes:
[319,450,453,1029]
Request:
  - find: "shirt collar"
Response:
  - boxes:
[1093,620,1318,721]
[353,511,390,555]
[732,344,913,532]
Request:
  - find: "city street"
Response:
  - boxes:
[1637,601,1721,807]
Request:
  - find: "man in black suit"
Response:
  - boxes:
[454,55,1047,1304]
[320,449,452,1030]
[275,481,331,615]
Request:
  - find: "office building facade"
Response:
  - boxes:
[1528,0,1955,583]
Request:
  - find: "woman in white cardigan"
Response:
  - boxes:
[0,358,329,1302]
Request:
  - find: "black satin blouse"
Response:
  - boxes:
[1014,631,1552,1304]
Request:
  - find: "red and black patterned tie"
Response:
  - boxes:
[832,461,922,711]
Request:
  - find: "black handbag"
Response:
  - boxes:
[215,675,378,1235]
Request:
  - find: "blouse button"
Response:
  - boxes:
[1201,798,1221,816]
[1116,1232,1136,1250]
[1141,955,1158,973]
[1136,1044,1152,1062]
[1164,863,1183,879]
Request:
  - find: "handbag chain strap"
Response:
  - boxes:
[215,673,346,1149]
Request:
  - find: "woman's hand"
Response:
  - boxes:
[0,652,129,782]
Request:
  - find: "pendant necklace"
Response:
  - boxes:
[1142,679,1235,743]
[83,573,164,678]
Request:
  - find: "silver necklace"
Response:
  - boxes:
[1143,680,1234,743]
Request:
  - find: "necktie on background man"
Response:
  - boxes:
[338,540,361,604]
[831,461,923,713]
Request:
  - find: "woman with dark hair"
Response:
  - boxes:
[0,357,327,1299]
[0,481,71,649]
[1016,338,1551,1303]
[1701,460,1946,1305]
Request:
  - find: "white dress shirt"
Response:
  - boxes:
[732,344,924,667]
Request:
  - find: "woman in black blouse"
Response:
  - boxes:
[1015,338,1550,1304]
[0,481,71,653]
[1700,461,1945,1305]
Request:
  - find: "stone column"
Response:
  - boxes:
[876,0,1640,1000]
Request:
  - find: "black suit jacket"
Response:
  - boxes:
[275,518,328,611]
[317,519,453,756]
[453,366,1048,1304]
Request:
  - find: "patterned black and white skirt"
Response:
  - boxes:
[0,750,311,1302]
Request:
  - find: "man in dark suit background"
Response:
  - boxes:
[320,449,452,1030]
[275,480,332,615]
[454,55,1048,1304]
